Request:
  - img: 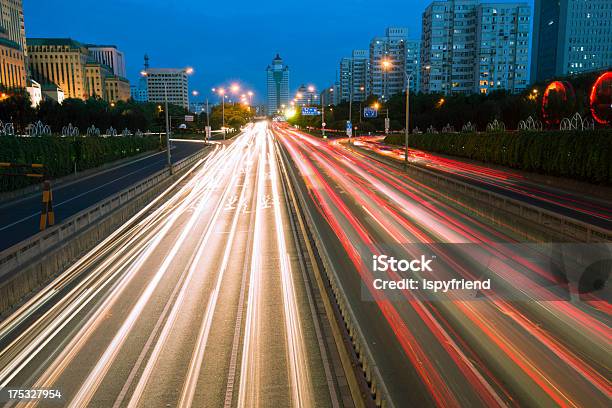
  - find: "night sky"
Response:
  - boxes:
[24,0,532,104]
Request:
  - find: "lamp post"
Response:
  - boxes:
[322,87,333,139]
[164,84,171,171]
[404,73,413,168]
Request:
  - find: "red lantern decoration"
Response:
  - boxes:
[542,81,575,125]
[590,71,612,125]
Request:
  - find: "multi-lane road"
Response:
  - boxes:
[0,140,204,251]
[274,124,610,407]
[0,123,344,407]
[1,121,610,407]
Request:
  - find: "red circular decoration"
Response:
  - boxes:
[542,81,575,125]
[590,72,612,125]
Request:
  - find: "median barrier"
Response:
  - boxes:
[351,145,612,243]
[0,148,209,315]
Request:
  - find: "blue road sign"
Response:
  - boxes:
[363,107,378,118]
[302,107,320,116]
[346,121,352,131]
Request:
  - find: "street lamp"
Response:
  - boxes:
[322,87,333,139]
[382,58,392,102]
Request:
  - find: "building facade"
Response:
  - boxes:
[340,49,369,103]
[144,68,189,109]
[0,0,26,89]
[85,61,110,99]
[531,0,612,83]
[421,0,530,95]
[27,38,90,99]
[370,27,409,100]
[475,3,530,94]
[105,76,130,103]
[294,84,318,107]
[320,82,340,107]
[87,45,126,77]
[266,54,289,115]
[405,39,421,93]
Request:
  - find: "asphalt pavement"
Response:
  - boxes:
[0,123,343,407]
[0,140,204,251]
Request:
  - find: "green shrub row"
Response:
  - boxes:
[0,135,163,192]
[384,130,612,184]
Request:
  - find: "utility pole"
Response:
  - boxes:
[405,74,412,168]
[348,59,353,144]
[164,84,172,172]
[205,98,210,143]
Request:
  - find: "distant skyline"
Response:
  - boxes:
[24,0,533,104]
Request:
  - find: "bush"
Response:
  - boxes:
[384,130,612,184]
[0,135,163,192]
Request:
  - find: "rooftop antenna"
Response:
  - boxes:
[144,54,150,70]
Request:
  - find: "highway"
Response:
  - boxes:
[0,140,205,252]
[352,136,612,230]
[274,124,611,407]
[0,123,342,407]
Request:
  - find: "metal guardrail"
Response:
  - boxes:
[0,148,209,279]
[352,145,612,243]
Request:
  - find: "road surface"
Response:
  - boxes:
[0,140,205,251]
[0,123,342,407]
[275,124,611,407]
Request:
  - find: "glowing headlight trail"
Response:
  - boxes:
[176,134,256,408]
[0,148,226,390]
[125,137,254,408]
[274,125,611,407]
[68,158,247,407]
[267,128,314,407]
[237,123,267,408]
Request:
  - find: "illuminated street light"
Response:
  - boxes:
[231,84,240,94]
[185,67,194,75]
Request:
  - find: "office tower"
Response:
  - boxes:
[266,53,289,115]
[531,0,612,83]
[87,45,127,77]
[475,3,531,94]
[340,50,369,103]
[370,27,409,100]
[145,68,190,109]
[0,0,26,89]
[27,38,90,99]
[421,0,530,94]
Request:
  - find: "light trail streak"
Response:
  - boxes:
[274,124,612,407]
[267,127,314,407]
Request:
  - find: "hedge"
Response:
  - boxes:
[0,135,164,192]
[384,130,612,184]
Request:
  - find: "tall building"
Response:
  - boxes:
[421,0,530,95]
[0,0,26,89]
[475,3,530,94]
[320,82,340,106]
[340,50,369,103]
[131,54,149,102]
[87,45,127,77]
[370,27,409,100]
[531,0,612,83]
[266,53,289,115]
[27,38,90,99]
[405,39,421,93]
[144,68,190,109]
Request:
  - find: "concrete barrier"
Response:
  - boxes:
[0,148,209,315]
[351,145,612,243]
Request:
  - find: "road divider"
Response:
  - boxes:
[349,144,612,243]
[0,147,212,316]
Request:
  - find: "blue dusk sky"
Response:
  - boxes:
[24,0,533,103]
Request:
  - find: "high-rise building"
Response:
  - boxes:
[320,82,340,106]
[87,45,127,77]
[27,38,90,99]
[405,39,421,93]
[531,0,612,84]
[144,68,190,109]
[131,54,149,102]
[421,0,530,95]
[475,3,531,94]
[370,27,409,100]
[0,0,26,89]
[266,53,289,115]
[340,50,369,103]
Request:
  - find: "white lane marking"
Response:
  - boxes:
[268,129,314,407]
